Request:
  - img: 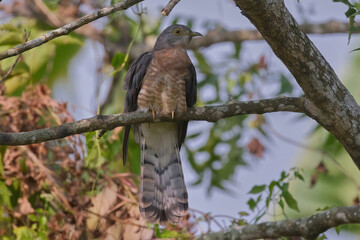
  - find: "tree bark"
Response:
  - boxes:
[234,0,360,169]
[200,205,360,240]
[0,97,304,145]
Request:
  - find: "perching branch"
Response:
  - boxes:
[200,205,360,240]
[0,0,143,61]
[0,97,304,146]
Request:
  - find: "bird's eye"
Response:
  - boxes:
[173,28,182,36]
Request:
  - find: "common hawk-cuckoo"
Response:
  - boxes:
[122,24,201,225]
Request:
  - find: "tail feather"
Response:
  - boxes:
[139,123,188,225]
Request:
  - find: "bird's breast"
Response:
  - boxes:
[137,47,191,114]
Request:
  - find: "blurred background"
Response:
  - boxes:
[1,0,360,239]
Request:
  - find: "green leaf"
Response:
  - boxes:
[268,180,277,196]
[111,52,126,69]
[232,42,242,59]
[316,234,327,240]
[51,35,83,46]
[0,146,6,176]
[265,196,271,207]
[282,190,299,212]
[350,47,360,52]
[155,229,180,238]
[247,198,257,211]
[0,32,24,46]
[335,225,342,235]
[254,210,266,223]
[13,226,36,240]
[294,170,304,181]
[0,181,13,209]
[278,74,293,95]
[279,171,288,181]
[315,206,332,211]
[238,211,249,216]
[345,7,357,17]
[333,0,354,7]
[278,199,285,211]
[248,184,266,194]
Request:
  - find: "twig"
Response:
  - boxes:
[32,0,62,26]
[161,0,181,16]
[265,123,360,190]
[0,0,143,61]
[85,208,149,229]
[189,20,360,49]
[19,146,74,213]
[0,30,31,83]
[190,208,224,231]
[0,97,305,146]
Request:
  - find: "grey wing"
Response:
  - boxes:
[178,64,197,149]
[123,51,153,165]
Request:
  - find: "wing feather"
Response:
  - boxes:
[178,64,197,148]
[123,51,153,164]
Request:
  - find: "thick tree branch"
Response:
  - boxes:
[0,0,143,61]
[234,0,360,169]
[200,205,360,240]
[0,97,304,146]
[190,20,359,49]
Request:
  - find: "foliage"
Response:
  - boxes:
[0,0,358,239]
[333,0,360,43]
[0,85,181,239]
[246,168,304,223]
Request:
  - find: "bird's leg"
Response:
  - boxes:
[171,110,175,120]
[152,109,156,120]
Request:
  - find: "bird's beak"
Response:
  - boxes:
[189,31,202,37]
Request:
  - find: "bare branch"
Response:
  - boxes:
[200,205,360,240]
[0,97,304,146]
[0,0,143,61]
[161,0,181,16]
[190,20,359,49]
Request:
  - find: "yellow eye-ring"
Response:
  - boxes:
[173,28,182,36]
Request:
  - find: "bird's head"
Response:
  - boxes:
[154,24,202,50]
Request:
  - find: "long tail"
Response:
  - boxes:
[139,123,188,225]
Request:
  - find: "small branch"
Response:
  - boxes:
[200,205,360,240]
[189,20,359,49]
[0,97,304,146]
[0,30,31,83]
[32,0,62,26]
[0,0,143,61]
[161,0,181,16]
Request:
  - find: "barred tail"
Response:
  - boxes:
[139,123,188,225]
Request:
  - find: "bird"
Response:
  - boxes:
[122,24,202,225]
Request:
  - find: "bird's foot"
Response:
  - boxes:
[171,110,175,120]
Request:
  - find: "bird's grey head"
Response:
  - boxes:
[154,24,202,50]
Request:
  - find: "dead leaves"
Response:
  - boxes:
[247,137,265,158]
[14,198,34,218]
[0,85,198,239]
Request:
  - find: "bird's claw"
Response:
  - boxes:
[152,109,156,120]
